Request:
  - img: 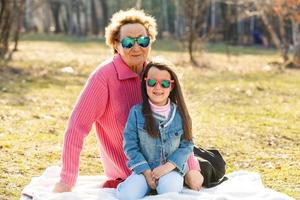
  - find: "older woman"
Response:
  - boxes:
[54,8,203,193]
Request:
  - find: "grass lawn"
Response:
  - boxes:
[0,35,299,200]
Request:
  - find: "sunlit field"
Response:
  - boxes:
[0,35,299,200]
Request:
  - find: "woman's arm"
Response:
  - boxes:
[54,72,108,192]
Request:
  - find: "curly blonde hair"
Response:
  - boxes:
[105,8,157,54]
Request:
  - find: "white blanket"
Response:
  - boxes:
[20,166,294,200]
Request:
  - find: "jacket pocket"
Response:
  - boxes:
[167,129,184,151]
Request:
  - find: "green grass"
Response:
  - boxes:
[204,43,277,55]
[0,35,299,200]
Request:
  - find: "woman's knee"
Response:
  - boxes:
[156,171,184,194]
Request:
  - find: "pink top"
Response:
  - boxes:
[60,54,200,187]
[149,98,171,119]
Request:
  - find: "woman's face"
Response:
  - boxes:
[115,23,151,71]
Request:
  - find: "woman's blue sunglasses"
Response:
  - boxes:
[120,36,150,49]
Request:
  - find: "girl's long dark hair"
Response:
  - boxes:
[141,61,193,141]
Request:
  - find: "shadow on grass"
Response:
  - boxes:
[20,34,278,55]
[0,63,86,106]
[204,43,277,56]
[21,33,105,44]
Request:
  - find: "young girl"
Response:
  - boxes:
[116,61,194,200]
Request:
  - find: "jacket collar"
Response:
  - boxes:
[113,54,144,80]
[153,102,177,127]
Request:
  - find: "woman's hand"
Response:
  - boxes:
[53,181,72,193]
[184,170,203,191]
[143,170,157,189]
[152,162,175,179]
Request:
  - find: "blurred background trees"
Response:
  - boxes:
[0,0,299,68]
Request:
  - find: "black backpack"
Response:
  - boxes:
[193,146,228,188]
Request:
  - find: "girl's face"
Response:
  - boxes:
[145,67,173,106]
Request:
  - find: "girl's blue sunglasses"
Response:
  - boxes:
[144,78,174,89]
[120,36,150,49]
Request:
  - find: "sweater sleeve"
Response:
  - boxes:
[60,72,108,187]
[187,154,201,171]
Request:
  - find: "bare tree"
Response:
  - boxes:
[292,18,300,67]
[13,0,25,52]
[253,0,300,66]
[135,0,142,9]
[49,0,62,33]
[75,0,82,36]
[65,0,74,34]
[162,0,169,34]
[90,0,99,35]
[99,0,108,33]
[0,0,24,60]
[174,0,184,39]
[183,0,209,66]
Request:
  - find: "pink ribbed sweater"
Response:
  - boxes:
[60,54,200,187]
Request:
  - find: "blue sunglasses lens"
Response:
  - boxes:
[161,80,171,88]
[121,38,135,48]
[147,79,157,87]
[137,36,150,47]
[121,36,150,48]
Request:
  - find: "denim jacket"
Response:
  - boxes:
[123,102,194,176]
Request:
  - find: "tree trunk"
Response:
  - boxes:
[99,0,108,33]
[259,8,282,53]
[237,4,244,44]
[162,0,169,34]
[83,0,89,35]
[184,0,196,64]
[13,0,25,52]
[66,0,74,35]
[174,0,184,39]
[50,1,62,33]
[0,0,13,59]
[75,0,82,36]
[42,2,51,33]
[255,4,279,47]
[250,16,255,34]
[221,2,230,42]
[292,19,299,46]
[136,0,142,9]
[24,0,30,31]
[90,0,99,35]
[210,0,216,31]
[294,33,300,68]
[183,0,208,66]
[278,14,289,62]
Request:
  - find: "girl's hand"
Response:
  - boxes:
[152,162,175,179]
[53,181,72,193]
[143,170,157,189]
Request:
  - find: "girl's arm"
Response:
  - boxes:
[166,135,194,175]
[123,107,151,174]
[151,161,176,179]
